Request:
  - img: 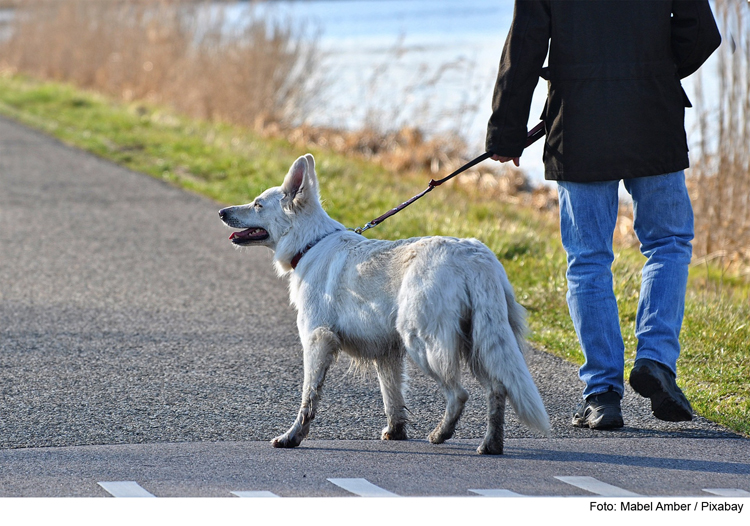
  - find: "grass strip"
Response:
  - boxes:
[0,74,747,436]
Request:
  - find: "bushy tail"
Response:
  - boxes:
[469,258,550,436]
[504,278,530,358]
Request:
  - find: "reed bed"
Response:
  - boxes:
[690,0,750,275]
[0,0,322,129]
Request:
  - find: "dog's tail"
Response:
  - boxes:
[469,256,550,436]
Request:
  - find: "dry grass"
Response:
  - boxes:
[689,0,750,275]
[0,0,322,129]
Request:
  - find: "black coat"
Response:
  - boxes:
[485,0,721,182]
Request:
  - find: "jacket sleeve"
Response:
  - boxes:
[485,0,550,157]
[671,0,722,79]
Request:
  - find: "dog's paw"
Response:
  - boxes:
[381,425,407,441]
[428,428,452,445]
[476,440,503,455]
[271,434,301,448]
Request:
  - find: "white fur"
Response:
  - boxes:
[219,154,550,454]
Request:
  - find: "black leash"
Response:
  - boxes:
[354,121,546,234]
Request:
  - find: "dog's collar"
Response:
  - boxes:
[290,231,336,270]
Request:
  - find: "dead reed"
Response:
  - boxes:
[689,0,750,274]
[0,0,323,129]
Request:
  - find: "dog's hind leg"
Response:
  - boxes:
[375,352,408,440]
[427,373,469,445]
[396,270,469,446]
[477,382,507,455]
[403,333,468,445]
[272,327,339,448]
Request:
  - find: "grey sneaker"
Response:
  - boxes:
[629,358,693,422]
[572,391,624,429]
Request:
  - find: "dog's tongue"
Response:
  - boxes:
[229,227,267,241]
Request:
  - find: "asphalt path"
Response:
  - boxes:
[0,115,748,498]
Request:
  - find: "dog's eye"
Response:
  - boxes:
[254,202,263,210]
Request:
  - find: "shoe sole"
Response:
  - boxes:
[572,412,624,430]
[630,368,692,422]
[589,416,624,429]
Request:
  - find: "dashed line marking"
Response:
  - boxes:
[469,489,525,497]
[231,491,281,498]
[98,481,156,498]
[555,476,641,497]
[327,478,400,497]
[92,478,749,498]
[702,488,750,497]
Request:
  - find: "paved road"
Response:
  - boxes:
[0,116,748,498]
[1,438,749,498]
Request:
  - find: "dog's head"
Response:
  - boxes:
[218,153,323,252]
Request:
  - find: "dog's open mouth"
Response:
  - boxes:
[229,227,269,245]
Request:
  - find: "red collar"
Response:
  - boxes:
[290,232,336,270]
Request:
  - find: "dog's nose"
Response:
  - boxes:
[218,208,228,220]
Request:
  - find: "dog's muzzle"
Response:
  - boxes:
[219,208,270,245]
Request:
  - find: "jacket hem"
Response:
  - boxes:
[544,160,690,182]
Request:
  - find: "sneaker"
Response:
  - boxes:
[572,391,624,429]
[629,358,693,422]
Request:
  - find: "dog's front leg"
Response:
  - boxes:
[375,353,408,440]
[272,327,339,448]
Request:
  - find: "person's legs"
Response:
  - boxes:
[557,180,624,399]
[624,171,693,372]
[624,171,693,421]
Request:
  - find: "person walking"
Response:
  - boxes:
[486,0,721,429]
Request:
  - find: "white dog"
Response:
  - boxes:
[219,154,549,454]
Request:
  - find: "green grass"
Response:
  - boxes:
[1,74,747,436]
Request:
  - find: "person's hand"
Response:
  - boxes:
[490,154,520,167]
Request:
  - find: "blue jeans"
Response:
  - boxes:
[557,172,693,399]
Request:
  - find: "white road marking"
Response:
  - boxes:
[555,476,641,497]
[90,479,747,498]
[98,481,156,498]
[469,489,525,497]
[231,491,281,498]
[327,478,400,497]
[702,488,750,497]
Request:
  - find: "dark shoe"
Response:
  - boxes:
[629,358,693,422]
[572,391,624,429]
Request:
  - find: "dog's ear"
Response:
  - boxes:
[281,156,307,203]
[281,154,319,208]
[304,153,315,174]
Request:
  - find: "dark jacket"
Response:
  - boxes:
[485,0,721,182]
